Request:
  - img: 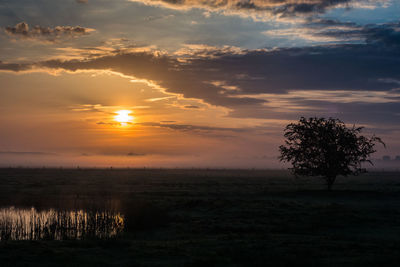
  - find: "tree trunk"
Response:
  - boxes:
[326,176,336,191]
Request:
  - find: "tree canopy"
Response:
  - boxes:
[279,117,384,190]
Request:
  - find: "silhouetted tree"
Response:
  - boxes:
[279,117,384,190]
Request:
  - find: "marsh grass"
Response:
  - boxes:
[0,207,124,241]
[0,187,170,241]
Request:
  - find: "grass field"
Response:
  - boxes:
[0,168,400,266]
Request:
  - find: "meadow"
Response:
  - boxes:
[0,168,399,266]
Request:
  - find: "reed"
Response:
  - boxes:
[0,207,124,241]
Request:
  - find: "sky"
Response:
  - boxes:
[0,0,399,168]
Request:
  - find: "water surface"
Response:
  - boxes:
[0,206,124,241]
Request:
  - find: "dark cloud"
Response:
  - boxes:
[0,60,32,72]
[307,20,400,48]
[4,22,94,43]
[91,151,147,157]
[306,18,358,27]
[138,122,245,132]
[35,43,400,106]
[184,105,200,109]
[37,51,265,108]
[230,99,400,126]
[363,23,400,48]
[76,0,88,3]
[271,0,351,17]
[130,0,354,17]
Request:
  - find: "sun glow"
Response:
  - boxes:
[114,110,134,126]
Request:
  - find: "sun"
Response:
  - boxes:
[114,110,134,126]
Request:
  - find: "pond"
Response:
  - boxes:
[0,206,125,241]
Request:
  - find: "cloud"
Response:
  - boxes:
[70,104,150,113]
[2,20,400,126]
[263,19,400,45]
[36,43,400,105]
[236,90,400,105]
[138,122,245,132]
[184,105,200,109]
[0,60,33,72]
[174,44,245,61]
[128,0,384,19]
[76,0,88,3]
[4,22,95,43]
[305,20,400,47]
[363,23,400,48]
[33,51,266,108]
[263,19,362,43]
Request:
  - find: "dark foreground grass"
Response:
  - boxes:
[0,168,400,266]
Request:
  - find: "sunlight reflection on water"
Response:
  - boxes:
[0,206,124,241]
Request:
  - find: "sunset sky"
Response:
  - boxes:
[0,0,399,168]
